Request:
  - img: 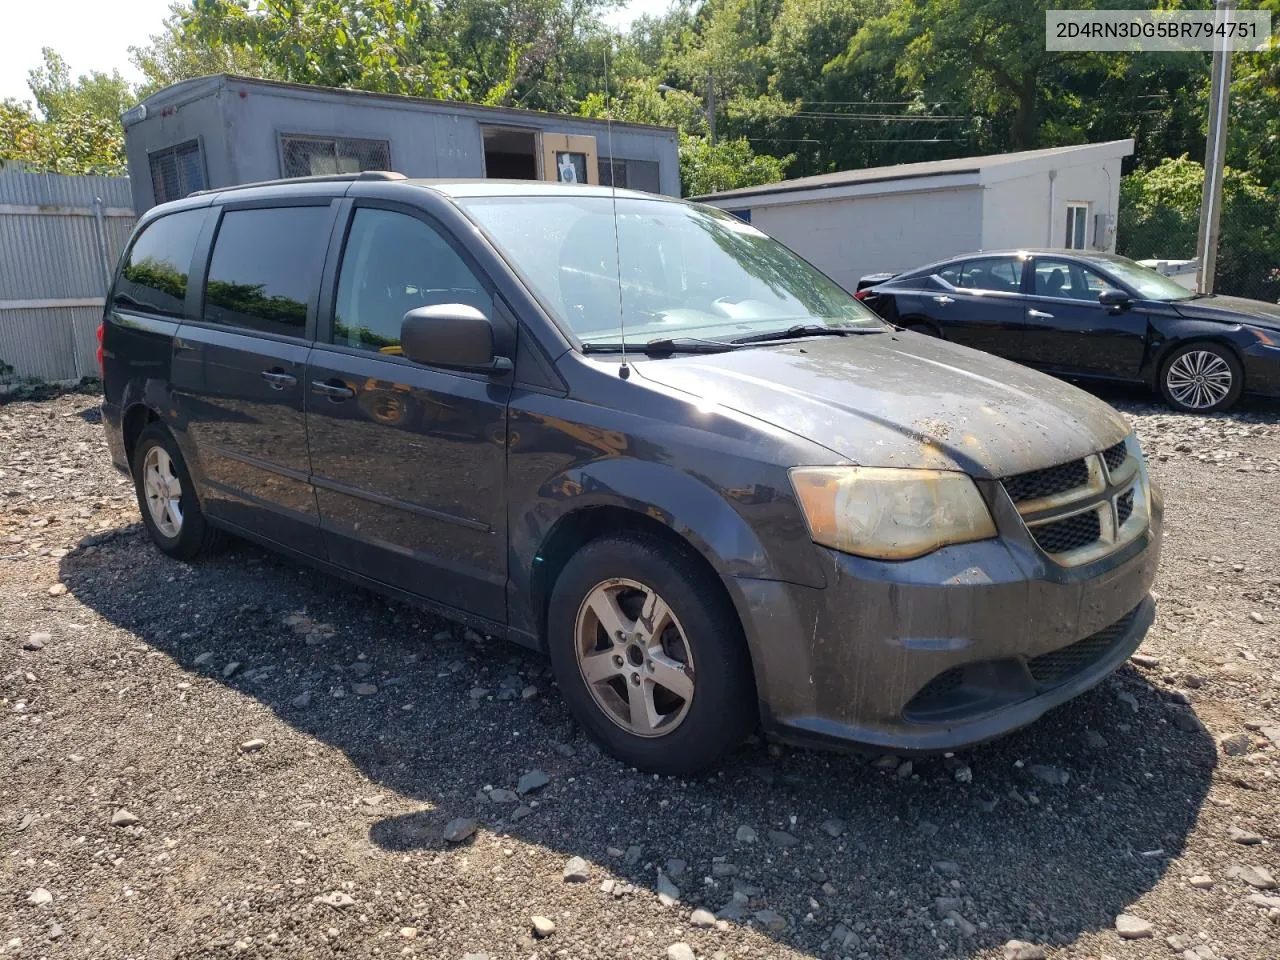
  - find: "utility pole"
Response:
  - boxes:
[705,71,717,145]
[1195,0,1235,294]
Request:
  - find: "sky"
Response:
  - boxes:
[0,0,674,107]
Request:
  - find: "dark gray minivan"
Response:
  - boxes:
[101,172,1162,774]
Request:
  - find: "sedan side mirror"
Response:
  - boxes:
[400,304,512,373]
[1099,288,1130,310]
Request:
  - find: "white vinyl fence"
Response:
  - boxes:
[0,168,135,385]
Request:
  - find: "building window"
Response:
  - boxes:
[1064,203,1090,250]
[148,140,206,204]
[281,135,391,178]
[598,158,628,188]
[598,158,661,193]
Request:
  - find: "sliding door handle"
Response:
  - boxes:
[260,369,297,389]
[311,379,355,400]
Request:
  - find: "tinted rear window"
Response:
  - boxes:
[113,209,206,318]
[203,206,332,337]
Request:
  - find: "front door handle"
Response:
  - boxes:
[932,295,955,306]
[261,369,297,390]
[311,378,356,400]
[1028,309,1055,320]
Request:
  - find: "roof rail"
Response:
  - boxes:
[189,170,406,197]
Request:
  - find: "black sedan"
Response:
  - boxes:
[859,250,1280,413]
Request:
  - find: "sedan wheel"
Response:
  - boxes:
[575,578,695,737]
[1160,344,1241,413]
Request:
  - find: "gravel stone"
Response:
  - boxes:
[735,825,757,843]
[27,888,53,906]
[767,828,799,847]
[562,855,590,882]
[690,907,716,928]
[1116,913,1154,938]
[754,909,787,931]
[1228,825,1264,845]
[1029,763,1069,786]
[314,891,355,909]
[110,808,138,827]
[1220,732,1253,756]
[820,818,845,837]
[22,632,49,651]
[442,818,477,843]
[1189,875,1214,888]
[239,738,267,752]
[666,944,695,960]
[530,915,556,938]
[1002,940,1046,960]
[656,870,681,906]
[1234,865,1277,889]
[516,769,549,794]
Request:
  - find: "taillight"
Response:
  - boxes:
[854,289,870,301]
[96,322,105,378]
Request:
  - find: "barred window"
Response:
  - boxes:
[281,135,391,178]
[598,158,628,188]
[149,141,206,205]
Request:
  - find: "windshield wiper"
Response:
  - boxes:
[581,337,742,356]
[730,323,881,345]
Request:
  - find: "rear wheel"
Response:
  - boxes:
[546,533,756,774]
[1159,342,1242,413]
[130,423,221,559]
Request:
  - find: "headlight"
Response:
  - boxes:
[789,466,997,560]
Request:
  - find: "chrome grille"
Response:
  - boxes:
[1002,437,1147,567]
[1029,509,1102,554]
[1102,441,1128,473]
[1117,488,1135,527]
[1002,458,1089,504]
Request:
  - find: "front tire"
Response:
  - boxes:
[546,533,756,775]
[1159,342,1242,413]
[130,423,221,559]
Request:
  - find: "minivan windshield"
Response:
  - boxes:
[456,194,883,346]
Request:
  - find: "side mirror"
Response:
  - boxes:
[400,304,512,373]
[1099,288,1130,310]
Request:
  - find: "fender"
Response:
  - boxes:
[1140,314,1252,388]
[506,455,829,643]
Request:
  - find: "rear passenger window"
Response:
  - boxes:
[332,208,491,354]
[203,206,332,337]
[113,209,206,318]
[958,256,1022,293]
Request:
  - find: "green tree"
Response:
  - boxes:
[679,132,791,196]
[0,99,127,175]
[1118,155,1280,301]
[27,48,134,123]
[130,1,272,97]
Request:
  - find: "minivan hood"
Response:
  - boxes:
[633,332,1131,478]
[1174,294,1280,330]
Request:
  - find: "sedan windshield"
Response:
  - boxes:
[456,194,882,345]
[1096,256,1197,301]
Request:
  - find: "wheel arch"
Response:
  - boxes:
[1144,328,1247,391]
[121,401,161,462]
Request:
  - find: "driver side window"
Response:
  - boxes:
[1033,259,1110,302]
[333,208,491,353]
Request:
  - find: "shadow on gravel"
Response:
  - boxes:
[59,530,1215,958]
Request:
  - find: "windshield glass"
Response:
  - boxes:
[456,194,882,344]
[1099,257,1197,301]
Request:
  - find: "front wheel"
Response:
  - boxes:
[1159,342,1242,413]
[130,423,222,559]
[546,533,756,775]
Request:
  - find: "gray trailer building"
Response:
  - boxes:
[120,75,680,213]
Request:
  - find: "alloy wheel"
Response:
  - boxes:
[1166,350,1233,410]
[142,445,184,538]
[574,578,695,737]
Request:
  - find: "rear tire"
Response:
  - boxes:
[1158,342,1242,413]
[130,423,222,560]
[546,533,756,775]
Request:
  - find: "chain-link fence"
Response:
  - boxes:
[280,135,392,179]
[1117,160,1280,303]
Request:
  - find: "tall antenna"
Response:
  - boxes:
[603,34,630,380]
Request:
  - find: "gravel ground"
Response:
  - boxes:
[2,386,1279,960]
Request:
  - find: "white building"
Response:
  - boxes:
[695,140,1134,291]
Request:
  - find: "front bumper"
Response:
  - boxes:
[736,486,1162,753]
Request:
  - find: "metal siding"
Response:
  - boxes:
[0,170,134,383]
